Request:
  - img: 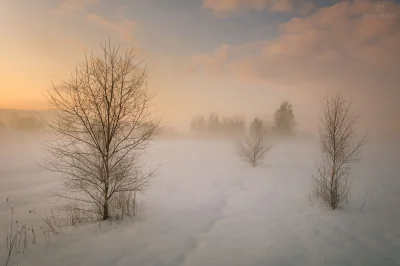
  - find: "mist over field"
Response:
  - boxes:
[1,0,400,265]
[1,109,399,265]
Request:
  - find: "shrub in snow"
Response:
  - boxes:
[237,117,271,167]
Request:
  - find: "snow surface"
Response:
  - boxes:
[1,133,400,266]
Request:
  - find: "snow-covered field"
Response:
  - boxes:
[1,133,400,266]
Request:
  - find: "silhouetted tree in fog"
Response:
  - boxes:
[42,40,160,220]
[207,112,220,132]
[274,101,295,136]
[190,115,206,132]
[249,117,264,137]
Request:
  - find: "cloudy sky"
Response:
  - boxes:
[0,0,399,137]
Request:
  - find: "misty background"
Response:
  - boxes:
[1,0,399,141]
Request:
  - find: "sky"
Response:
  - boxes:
[0,0,399,138]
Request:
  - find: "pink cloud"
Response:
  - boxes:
[65,38,89,53]
[51,0,99,16]
[196,0,400,87]
[270,0,293,12]
[203,0,315,16]
[86,13,137,43]
[187,45,231,75]
[192,0,400,137]
[60,0,98,12]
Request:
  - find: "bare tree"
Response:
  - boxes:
[313,95,366,210]
[42,40,160,220]
[237,117,271,167]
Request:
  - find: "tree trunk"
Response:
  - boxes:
[103,200,109,220]
[103,185,109,220]
[330,168,336,209]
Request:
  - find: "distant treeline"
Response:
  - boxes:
[190,101,296,138]
[190,113,246,136]
[0,113,43,131]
